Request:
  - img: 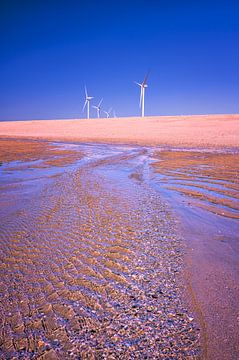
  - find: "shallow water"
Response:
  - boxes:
[0,140,238,359]
[151,150,239,219]
[150,149,239,359]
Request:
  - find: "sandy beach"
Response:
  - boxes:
[0,114,239,148]
[0,115,239,359]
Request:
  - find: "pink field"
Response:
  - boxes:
[0,114,239,148]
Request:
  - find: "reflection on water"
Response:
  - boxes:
[152,150,239,219]
[150,149,239,360]
[0,140,201,359]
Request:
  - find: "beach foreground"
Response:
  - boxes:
[0,139,238,359]
[0,114,239,148]
[0,140,201,359]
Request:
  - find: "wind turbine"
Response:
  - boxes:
[113,110,117,118]
[83,86,93,119]
[103,107,112,118]
[92,98,103,118]
[134,71,150,117]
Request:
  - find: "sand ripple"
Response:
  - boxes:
[152,150,239,219]
[0,141,200,359]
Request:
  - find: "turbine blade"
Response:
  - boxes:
[82,100,87,112]
[84,86,88,98]
[143,70,150,85]
[108,107,112,114]
[134,81,142,87]
[98,98,103,107]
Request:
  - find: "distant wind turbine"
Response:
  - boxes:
[83,86,93,119]
[92,98,103,118]
[113,110,117,118]
[103,107,112,118]
[134,71,150,117]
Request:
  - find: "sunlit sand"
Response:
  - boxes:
[0,114,238,148]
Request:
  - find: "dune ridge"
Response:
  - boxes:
[0,114,239,148]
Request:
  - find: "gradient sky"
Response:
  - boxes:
[0,0,239,120]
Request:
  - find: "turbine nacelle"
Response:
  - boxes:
[135,82,148,89]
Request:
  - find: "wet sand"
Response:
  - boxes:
[0,140,200,359]
[0,114,239,148]
[152,150,239,219]
[152,150,239,359]
[0,139,239,359]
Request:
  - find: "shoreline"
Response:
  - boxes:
[151,149,239,360]
[1,134,239,151]
[1,135,239,153]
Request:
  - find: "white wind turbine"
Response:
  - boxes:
[134,71,150,117]
[103,107,112,118]
[83,86,93,119]
[92,98,103,118]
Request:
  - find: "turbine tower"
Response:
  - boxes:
[134,72,150,117]
[103,107,112,118]
[83,86,93,119]
[92,98,103,118]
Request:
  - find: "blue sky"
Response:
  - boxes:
[0,0,239,120]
